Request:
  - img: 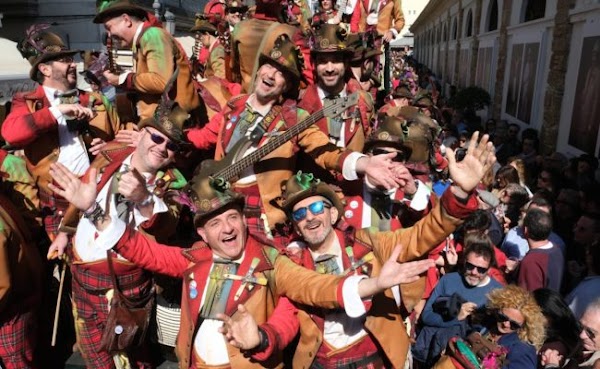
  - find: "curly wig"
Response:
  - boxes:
[486,285,546,349]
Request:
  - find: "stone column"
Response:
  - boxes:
[469,0,483,86]
[540,0,575,154]
[492,0,512,120]
[454,0,463,86]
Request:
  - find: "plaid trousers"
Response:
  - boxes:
[71,262,154,369]
[0,310,36,369]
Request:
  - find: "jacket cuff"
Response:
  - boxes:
[341,151,366,180]
[342,274,368,318]
[440,188,477,219]
[249,323,278,362]
[122,72,136,90]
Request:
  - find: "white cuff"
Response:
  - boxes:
[390,28,399,37]
[342,275,368,318]
[118,72,132,86]
[94,217,127,250]
[342,152,367,181]
[133,195,168,227]
[408,180,431,211]
[49,106,62,120]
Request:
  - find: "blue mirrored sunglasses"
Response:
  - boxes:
[145,128,180,152]
[291,200,331,222]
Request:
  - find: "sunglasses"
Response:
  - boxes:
[145,128,180,152]
[465,261,489,274]
[580,323,597,340]
[372,148,407,163]
[291,200,331,222]
[494,311,523,330]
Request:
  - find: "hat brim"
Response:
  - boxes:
[190,23,218,33]
[29,50,81,80]
[281,183,344,219]
[193,194,245,226]
[363,140,413,158]
[137,118,189,147]
[93,4,148,23]
[258,54,302,87]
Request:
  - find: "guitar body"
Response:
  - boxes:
[114,90,138,124]
[197,137,255,181]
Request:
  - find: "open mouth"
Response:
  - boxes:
[222,234,237,246]
[305,221,322,231]
[262,78,274,88]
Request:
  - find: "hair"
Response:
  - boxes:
[463,210,492,233]
[34,68,46,84]
[463,233,496,267]
[486,285,546,349]
[495,165,521,188]
[528,192,553,212]
[510,158,528,187]
[585,296,600,315]
[524,208,553,241]
[533,288,582,357]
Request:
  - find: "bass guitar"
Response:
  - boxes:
[198,92,359,185]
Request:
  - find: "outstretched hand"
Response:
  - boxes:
[48,163,98,212]
[217,304,261,350]
[446,131,496,194]
[376,244,435,291]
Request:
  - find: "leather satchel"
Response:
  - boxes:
[100,251,154,353]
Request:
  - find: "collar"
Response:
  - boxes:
[317,85,347,100]
[213,251,245,264]
[132,23,145,51]
[246,93,275,116]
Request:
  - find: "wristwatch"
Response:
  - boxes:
[256,327,270,352]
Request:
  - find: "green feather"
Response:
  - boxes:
[456,340,481,368]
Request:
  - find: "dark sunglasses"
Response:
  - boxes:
[579,322,597,340]
[465,261,489,274]
[291,200,331,222]
[145,128,180,152]
[372,148,407,163]
[495,311,523,330]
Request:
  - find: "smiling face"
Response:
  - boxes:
[315,53,346,94]
[104,14,135,48]
[39,56,78,90]
[495,307,525,335]
[253,63,288,104]
[579,308,600,352]
[132,127,176,173]
[292,195,338,249]
[197,207,247,260]
[320,0,333,11]
[463,252,491,287]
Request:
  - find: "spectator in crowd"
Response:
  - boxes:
[534,288,583,369]
[509,158,533,197]
[492,165,522,198]
[413,239,503,366]
[565,243,600,319]
[517,209,564,292]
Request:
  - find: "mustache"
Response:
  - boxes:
[304,220,321,229]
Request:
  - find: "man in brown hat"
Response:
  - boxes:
[94,0,200,122]
[220,132,496,369]
[187,34,406,247]
[191,18,226,80]
[2,25,121,240]
[342,115,433,232]
[379,83,413,115]
[49,158,435,369]
[46,100,190,369]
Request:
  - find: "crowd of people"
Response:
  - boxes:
[0,0,598,368]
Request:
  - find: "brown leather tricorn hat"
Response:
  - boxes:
[258,34,305,94]
[280,171,344,217]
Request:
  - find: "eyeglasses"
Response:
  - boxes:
[465,261,489,274]
[580,323,597,340]
[145,128,180,152]
[291,200,331,222]
[53,56,75,64]
[494,310,523,330]
[372,148,407,163]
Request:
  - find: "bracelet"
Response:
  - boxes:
[84,202,105,225]
[256,327,270,352]
[83,202,99,216]
[137,192,154,208]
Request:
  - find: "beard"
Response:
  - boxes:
[302,219,333,246]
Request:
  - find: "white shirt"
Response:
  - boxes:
[43,86,90,176]
[74,155,168,262]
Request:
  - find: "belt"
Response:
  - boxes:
[311,351,383,369]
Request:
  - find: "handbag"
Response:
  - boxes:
[447,332,508,369]
[100,251,154,353]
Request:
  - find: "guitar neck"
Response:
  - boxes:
[214,102,343,182]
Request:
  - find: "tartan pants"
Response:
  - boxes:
[71,263,154,369]
[0,310,37,369]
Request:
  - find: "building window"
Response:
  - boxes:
[487,0,498,31]
[522,0,546,22]
[465,9,473,37]
[451,17,457,40]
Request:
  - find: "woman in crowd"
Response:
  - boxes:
[534,288,583,369]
